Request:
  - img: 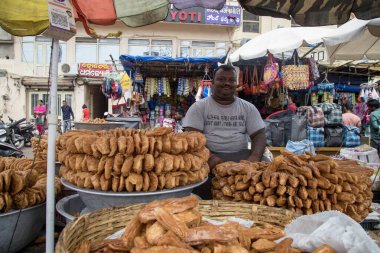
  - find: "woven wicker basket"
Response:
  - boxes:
[55,200,296,253]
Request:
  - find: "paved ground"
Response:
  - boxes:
[22,146,33,158]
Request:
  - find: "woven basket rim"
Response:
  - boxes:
[55,200,295,253]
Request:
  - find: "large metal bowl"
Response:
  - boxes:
[61,177,207,211]
[56,194,86,224]
[0,203,46,253]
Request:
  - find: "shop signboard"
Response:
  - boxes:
[165,5,241,26]
[78,63,113,78]
[205,5,241,26]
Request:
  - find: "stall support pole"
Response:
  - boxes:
[46,38,59,253]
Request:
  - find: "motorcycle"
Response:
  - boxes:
[8,116,35,147]
[0,142,23,157]
[0,115,26,149]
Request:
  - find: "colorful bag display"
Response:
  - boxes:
[282,64,310,90]
[306,106,325,128]
[307,57,320,81]
[343,126,361,147]
[316,103,342,126]
[263,53,279,85]
[251,66,259,95]
[307,127,325,147]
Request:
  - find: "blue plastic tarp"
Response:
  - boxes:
[119,55,224,70]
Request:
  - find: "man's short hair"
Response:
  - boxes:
[213,64,236,79]
[367,99,380,109]
[63,100,66,103]
[345,102,353,111]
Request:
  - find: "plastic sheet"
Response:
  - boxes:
[281,211,379,253]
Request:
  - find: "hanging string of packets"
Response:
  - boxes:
[177,78,191,96]
[145,77,171,100]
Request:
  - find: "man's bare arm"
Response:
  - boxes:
[248,128,266,162]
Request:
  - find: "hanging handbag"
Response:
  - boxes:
[133,67,144,84]
[307,57,320,81]
[282,50,310,90]
[243,67,252,95]
[263,53,279,85]
[251,65,259,95]
[259,66,269,94]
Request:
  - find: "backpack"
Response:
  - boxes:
[307,106,325,128]
[325,126,343,147]
[317,103,342,126]
[343,126,360,147]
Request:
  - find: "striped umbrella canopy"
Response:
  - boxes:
[0,0,226,37]
[238,0,380,26]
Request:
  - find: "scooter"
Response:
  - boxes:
[8,116,35,147]
[0,117,26,149]
[0,142,23,157]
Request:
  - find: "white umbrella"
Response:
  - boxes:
[323,18,380,62]
[229,27,335,62]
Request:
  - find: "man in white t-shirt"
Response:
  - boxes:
[183,65,266,198]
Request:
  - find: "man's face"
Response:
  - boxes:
[63,101,67,106]
[212,69,237,100]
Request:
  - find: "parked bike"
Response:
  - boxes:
[0,142,23,157]
[8,116,36,147]
[0,115,26,149]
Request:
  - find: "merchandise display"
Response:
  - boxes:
[72,195,306,253]
[0,157,61,212]
[212,150,373,221]
[84,118,110,123]
[58,127,210,192]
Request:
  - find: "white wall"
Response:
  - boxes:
[0,76,26,120]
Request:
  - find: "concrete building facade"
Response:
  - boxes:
[0,1,291,123]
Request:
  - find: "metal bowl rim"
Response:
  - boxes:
[56,194,81,222]
[61,177,207,197]
[0,203,46,217]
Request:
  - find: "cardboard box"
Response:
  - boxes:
[42,0,76,41]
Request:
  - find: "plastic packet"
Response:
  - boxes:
[280,211,379,253]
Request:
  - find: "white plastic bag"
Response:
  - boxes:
[281,211,379,253]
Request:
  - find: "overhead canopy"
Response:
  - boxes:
[119,55,224,77]
[323,18,380,62]
[0,0,226,37]
[238,0,380,26]
[229,27,334,62]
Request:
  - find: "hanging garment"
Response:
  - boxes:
[120,72,132,91]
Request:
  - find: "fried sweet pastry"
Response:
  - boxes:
[185,223,238,245]
[157,231,194,250]
[131,246,196,253]
[96,137,111,155]
[104,157,114,180]
[142,172,150,192]
[146,127,173,137]
[122,214,144,250]
[174,209,201,228]
[97,156,107,174]
[144,154,154,171]
[148,137,156,155]
[109,137,118,157]
[139,195,199,223]
[154,137,163,158]
[91,142,102,158]
[134,133,142,155]
[312,244,337,253]
[146,221,167,245]
[121,156,134,177]
[153,207,189,239]
[74,240,90,253]
[141,134,149,155]
[125,136,135,156]
[133,155,144,174]
[86,156,99,172]
[162,135,172,153]
[117,136,127,154]
[113,153,124,175]
[149,172,159,192]
[126,173,143,192]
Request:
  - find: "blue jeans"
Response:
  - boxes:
[63,120,72,133]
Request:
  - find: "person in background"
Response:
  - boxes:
[34,100,46,135]
[61,100,74,132]
[183,64,266,199]
[367,99,380,153]
[82,104,90,121]
[287,96,297,112]
[342,103,361,129]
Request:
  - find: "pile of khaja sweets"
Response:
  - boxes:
[212,150,373,222]
[58,127,210,192]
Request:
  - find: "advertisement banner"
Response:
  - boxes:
[205,5,241,26]
[78,63,113,78]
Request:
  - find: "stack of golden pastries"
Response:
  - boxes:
[75,196,336,253]
[58,127,210,192]
[81,118,109,123]
[212,150,373,222]
[31,135,48,160]
[0,157,61,212]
